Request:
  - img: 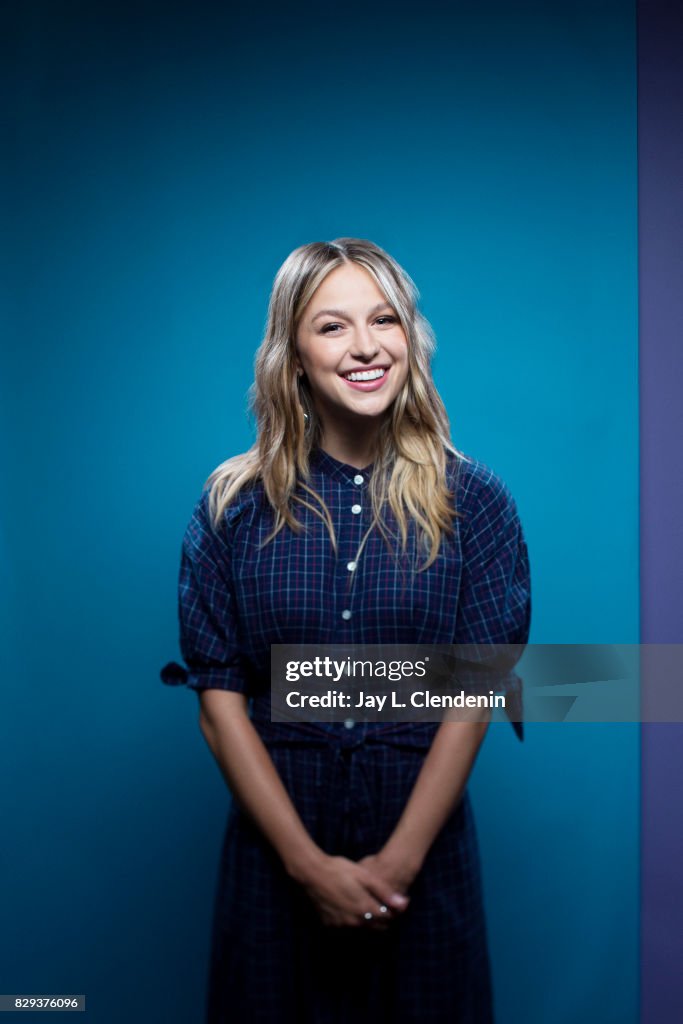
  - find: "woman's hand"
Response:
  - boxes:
[299,853,409,930]
[357,849,419,907]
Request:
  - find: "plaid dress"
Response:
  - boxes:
[161,447,531,1023]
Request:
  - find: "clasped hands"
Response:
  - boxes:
[300,848,418,931]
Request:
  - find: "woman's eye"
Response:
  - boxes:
[320,316,396,334]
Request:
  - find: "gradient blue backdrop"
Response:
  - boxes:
[3,3,638,1021]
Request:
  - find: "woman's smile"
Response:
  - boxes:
[340,365,391,391]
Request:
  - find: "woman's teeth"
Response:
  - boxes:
[344,368,386,382]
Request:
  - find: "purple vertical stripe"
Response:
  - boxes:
[639,1,683,1021]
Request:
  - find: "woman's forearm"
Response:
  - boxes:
[197,690,323,882]
[197,690,411,928]
[380,717,490,881]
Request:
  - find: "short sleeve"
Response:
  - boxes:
[453,460,532,739]
[160,490,249,694]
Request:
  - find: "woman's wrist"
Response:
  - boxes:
[376,840,424,888]
[281,839,328,885]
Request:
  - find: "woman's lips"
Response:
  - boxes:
[340,366,390,392]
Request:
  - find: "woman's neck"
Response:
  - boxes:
[317,422,379,470]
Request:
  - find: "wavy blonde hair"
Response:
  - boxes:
[206,237,464,569]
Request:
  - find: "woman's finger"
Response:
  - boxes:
[358,867,410,915]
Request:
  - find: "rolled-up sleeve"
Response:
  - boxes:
[454,463,531,644]
[453,461,531,739]
[160,491,249,694]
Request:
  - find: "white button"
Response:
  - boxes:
[353,474,364,485]
[347,561,357,572]
[351,504,362,514]
[344,718,355,729]
[341,609,352,620]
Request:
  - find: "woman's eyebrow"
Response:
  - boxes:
[311,302,393,323]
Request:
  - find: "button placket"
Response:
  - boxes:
[338,472,367,623]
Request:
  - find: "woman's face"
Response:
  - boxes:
[295,262,409,432]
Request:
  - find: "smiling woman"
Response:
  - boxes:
[161,237,531,1023]
[295,263,410,437]
[205,238,460,569]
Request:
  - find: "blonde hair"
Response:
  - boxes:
[206,237,464,569]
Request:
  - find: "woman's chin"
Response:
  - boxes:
[337,402,393,426]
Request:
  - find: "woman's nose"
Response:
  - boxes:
[351,328,380,359]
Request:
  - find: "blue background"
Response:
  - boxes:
[3,2,638,1021]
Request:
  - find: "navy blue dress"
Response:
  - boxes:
[161,448,531,1023]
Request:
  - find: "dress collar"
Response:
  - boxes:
[309,446,374,484]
